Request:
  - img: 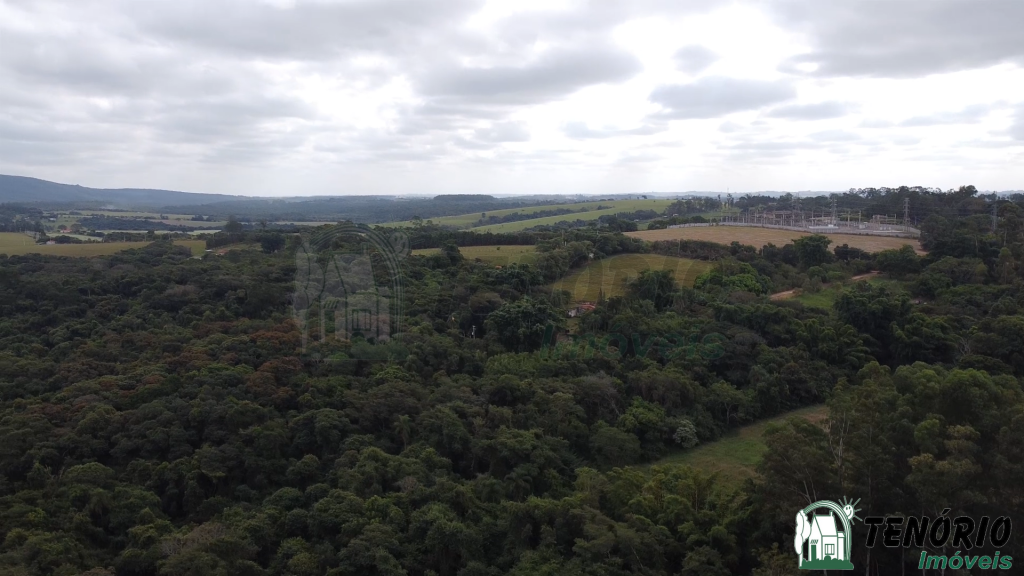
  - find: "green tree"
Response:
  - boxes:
[485,297,564,352]
[626,268,677,310]
[875,244,920,279]
[224,216,244,234]
[792,235,832,269]
[259,232,285,253]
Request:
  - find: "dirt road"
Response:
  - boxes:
[769,271,879,301]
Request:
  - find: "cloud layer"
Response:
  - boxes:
[0,0,1021,194]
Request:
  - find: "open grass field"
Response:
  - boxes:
[643,405,827,488]
[99,229,222,235]
[79,211,198,219]
[388,199,675,230]
[57,234,102,242]
[0,233,206,257]
[273,221,332,226]
[552,253,712,303]
[627,226,925,254]
[412,245,537,265]
[474,200,675,233]
[791,276,904,309]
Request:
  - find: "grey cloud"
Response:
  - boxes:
[474,122,531,143]
[393,103,508,137]
[134,0,483,61]
[719,121,742,133]
[418,46,642,105]
[150,96,318,143]
[484,1,726,47]
[771,2,1024,78]
[899,104,993,127]
[809,130,861,142]
[616,153,662,164]
[673,45,719,74]
[650,77,795,119]
[860,119,895,129]
[199,132,309,165]
[727,141,818,151]
[563,122,666,139]
[766,101,852,120]
[451,137,494,150]
[892,136,922,146]
[1010,106,1024,140]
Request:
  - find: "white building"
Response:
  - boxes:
[808,514,845,562]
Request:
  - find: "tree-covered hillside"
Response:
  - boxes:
[0,187,1022,575]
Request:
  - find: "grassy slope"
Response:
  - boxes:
[792,277,903,308]
[627,226,924,254]
[643,405,827,487]
[473,200,674,233]
[552,253,712,303]
[387,199,674,230]
[412,245,537,266]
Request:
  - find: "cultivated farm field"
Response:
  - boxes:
[0,233,206,257]
[412,245,537,265]
[552,253,712,303]
[627,226,925,254]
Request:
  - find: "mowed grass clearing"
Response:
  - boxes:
[643,405,827,488]
[78,210,198,219]
[552,253,712,303]
[412,245,537,265]
[474,200,675,233]
[0,233,206,257]
[627,226,924,254]
[791,276,904,309]
[389,199,674,229]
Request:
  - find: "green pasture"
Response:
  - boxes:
[388,199,674,229]
[643,405,827,488]
[551,253,711,303]
[412,245,537,266]
[0,233,206,257]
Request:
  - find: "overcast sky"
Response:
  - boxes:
[1,0,1023,196]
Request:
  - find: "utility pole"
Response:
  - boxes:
[831,196,838,226]
[903,197,910,232]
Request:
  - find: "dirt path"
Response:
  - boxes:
[769,271,879,301]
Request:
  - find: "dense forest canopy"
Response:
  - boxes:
[0,186,1021,575]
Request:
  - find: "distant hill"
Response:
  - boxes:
[0,174,244,207]
[0,174,553,222]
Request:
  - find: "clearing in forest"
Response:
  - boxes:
[644,405,827,488]
[0,233,206,257]
[389,199,674,229]
[627,226,924,254]
[552,253,711,303]
[412,245,537,265]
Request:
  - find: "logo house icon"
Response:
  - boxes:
[293,223,407,352]
[794,498,861,571]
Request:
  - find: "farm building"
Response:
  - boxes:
[567,302,596,317]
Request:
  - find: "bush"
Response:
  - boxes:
[672,419,699,449]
